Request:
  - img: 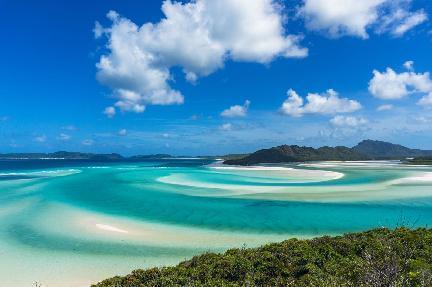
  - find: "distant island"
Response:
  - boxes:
[2,140,432,165]
[223,140,432,165]
[0,151,124,160]
[0,151,176,161]
[353,140,432,159]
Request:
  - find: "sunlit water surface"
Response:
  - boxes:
[1,159,432,286]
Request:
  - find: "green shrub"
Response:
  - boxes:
[92,228,432,287]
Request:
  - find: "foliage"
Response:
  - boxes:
[224,144,368,165]
[353,140,432,160]
[407,157,432,165]
[224,139,432,165]
[92,228,432,287]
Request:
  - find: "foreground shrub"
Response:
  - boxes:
[92,228,432,287]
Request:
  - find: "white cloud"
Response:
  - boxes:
[418,93,432,106]
[103,106,116,118]
[118,129,127,136]
[93,21,104,39]
[300,0,385,38]
[300,0,427,38]
[82,139,94,146]
[376,104,394,111]
[57,133,71,141]
[403,60,414,70]
[391,9,428,36]
[96,0,307,113]
[34,135,47,143]
[280,88,361,117]
[368,62,432,104]
[113,90,146,113]
[279,89,305,117]
[220,123,233,131]
[330,115,368,127]
[221,100,250,118]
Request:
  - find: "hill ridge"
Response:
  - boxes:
[224,139,432,165]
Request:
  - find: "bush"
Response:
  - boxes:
[92,228,432,287]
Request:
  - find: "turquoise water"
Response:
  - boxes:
[1,159,432,286]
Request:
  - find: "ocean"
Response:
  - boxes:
[1,159,432,286]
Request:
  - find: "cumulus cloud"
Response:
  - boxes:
[57,133,71,141]
[330,115,368,127]
[96,0,307,114]
[221,100,250,118]
[377,104,394,111]
[300,0,427,38]
[280,89,361,117]
[368,61,432,105]
[113,90,146,113]
[418,93,432,106]
[300,0,385,38]
[403,60,414,70]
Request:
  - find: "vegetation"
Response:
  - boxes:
[407,156,432,165]
[92,228,432,287]
[2,140,432,164]
[353,140,432,160]
[224,144,368,165]
[224,140,432,165]
[219,153,251,160]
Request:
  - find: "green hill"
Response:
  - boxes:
[92,228,432,287]
[224,144,368,165]
[223,140,432,165]
[353,140,432,159]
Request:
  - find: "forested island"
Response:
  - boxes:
[2,140,432,165]
[93,228,432,287]
[224,140,432,165]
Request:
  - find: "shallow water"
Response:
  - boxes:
[1,159,432,286]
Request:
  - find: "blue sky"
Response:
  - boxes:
[0,0,432,155]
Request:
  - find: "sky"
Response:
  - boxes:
[0,0,432,155]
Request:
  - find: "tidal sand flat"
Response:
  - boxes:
[1,159,432,286]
